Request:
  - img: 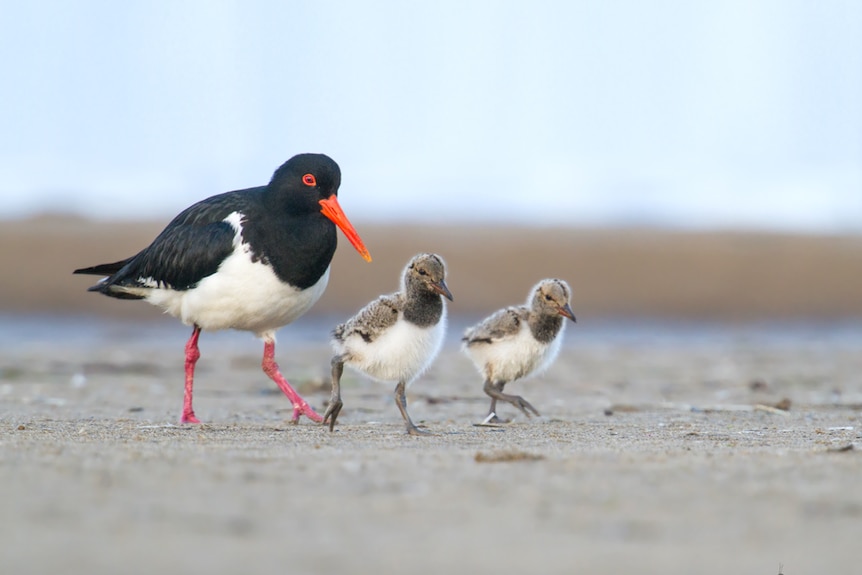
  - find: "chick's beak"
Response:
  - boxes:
[319,195,372,262]
[559,302,576,322]
[431,279,454,301]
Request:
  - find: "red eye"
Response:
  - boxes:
[302,174,317,186]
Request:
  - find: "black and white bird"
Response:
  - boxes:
[74,153,371,424]
[461,279,575,423]
[325,253,453,435]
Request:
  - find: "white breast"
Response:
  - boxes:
[336,312,447,384]
[463,322,565,383]
[143,212,329,338]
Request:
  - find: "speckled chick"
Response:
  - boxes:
[325,253,453,435]
[462,279,575,422]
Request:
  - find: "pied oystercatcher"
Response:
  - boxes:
[461,279,575,423]
[74,153,371,424]
[325,253,452,435]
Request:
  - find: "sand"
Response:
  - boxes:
[2,319,861,575]
[2,216,862,574]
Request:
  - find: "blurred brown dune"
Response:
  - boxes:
[3,214,862,321]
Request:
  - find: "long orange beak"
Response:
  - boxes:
[319,195,372,262]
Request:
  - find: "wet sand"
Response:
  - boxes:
[2,320,861,574]
[2,217,862,573]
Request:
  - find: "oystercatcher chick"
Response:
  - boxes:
[462,279,575,423]
[325,253,453,435]
[74,153,371,424]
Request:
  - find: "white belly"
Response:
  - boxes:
[463,323,564,383]
[117,211,329,339]
[335,313,446,384]
[145,256,330,338]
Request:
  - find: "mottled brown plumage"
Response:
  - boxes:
[326,253,453,435]
[462,279,575,422]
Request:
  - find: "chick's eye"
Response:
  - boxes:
[418,269,428,276]
[544,294,553,301]
[302,174,317,186]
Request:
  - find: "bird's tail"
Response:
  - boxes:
[73,258,146,300]
[73,258,130,276]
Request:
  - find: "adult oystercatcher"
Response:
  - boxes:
[461,278,575,423]
[325,253,453,435]
[74,153,371,424]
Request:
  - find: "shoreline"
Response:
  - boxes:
[4,215,862,321]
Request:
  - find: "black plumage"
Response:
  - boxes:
[73,153,371,425]
[75,154,346,296]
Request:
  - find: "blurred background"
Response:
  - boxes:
[1,0,861,326]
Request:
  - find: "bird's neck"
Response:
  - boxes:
[403,286,444,328]
[528,313,563,344]
[242,211,336,290]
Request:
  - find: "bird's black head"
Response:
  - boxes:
[266,153,371,262]
[267,153,342,212]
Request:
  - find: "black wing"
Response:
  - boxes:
[74,188,264,298]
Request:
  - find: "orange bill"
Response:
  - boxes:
[319,195,372,262]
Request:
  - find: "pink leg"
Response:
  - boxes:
[181,326,202,424]
[261,340,323,423]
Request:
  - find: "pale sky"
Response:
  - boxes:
[2,0,861,230]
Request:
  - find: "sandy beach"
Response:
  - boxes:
[2,217,862,574]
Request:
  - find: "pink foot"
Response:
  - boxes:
[262,341,323,423]
[181,411,202,424]
[291,400,324,424]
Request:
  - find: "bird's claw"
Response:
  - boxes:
[482,412,509,424]
[406,423,433,436]
[512,396,540,418]
[322,400,343,432]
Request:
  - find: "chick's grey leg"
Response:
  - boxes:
[485,381,502,422]
[394,381,431,436]
[481,380,508,423]
[483,379,540,420]
[323,355,345,431]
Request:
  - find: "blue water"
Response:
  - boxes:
[3,313,861,352]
